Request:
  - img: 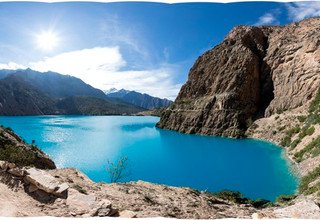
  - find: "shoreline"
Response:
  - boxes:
[1,115,300,200]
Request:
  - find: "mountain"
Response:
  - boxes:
[10,69,106,99]
[0,69,145,115]
[55,96,144,115]
[106,88,173,110]
[157,18,320,137]
[157,17,320,205]
[0,74,56,115]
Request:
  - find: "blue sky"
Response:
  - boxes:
[0,1,319,99]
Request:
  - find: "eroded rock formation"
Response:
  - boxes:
[157,18,320,137]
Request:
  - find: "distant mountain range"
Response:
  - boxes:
[0,69,146,115]
[105,88,173,110]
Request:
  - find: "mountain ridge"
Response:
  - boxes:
[106,88,173,110]
[0,69,145,115]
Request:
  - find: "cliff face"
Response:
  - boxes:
[157,18,320,137]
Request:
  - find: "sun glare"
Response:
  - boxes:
[36,31,59,51]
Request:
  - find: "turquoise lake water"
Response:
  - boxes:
[0,115,298,200]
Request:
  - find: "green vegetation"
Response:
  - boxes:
[280,126,300,147]
[0,126,55,169]
[297,115,307,123]
[275,194,297,205]
[0,144,37,167]
[209,190,273,208]
[309,88,320,113]
[280,89,320,158]
[294,136,320,162]
[299,165,320,195]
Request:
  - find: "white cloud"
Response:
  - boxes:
[29,47,180,100]
[255,13,279,26]
[0,62,26,70]
[286,2,320,21]
[101,67,182,100]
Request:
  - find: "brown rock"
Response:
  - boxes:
[28,184,38,193]
[0,161,9,171]
[157,18,320,138]
[8,168,25,177]
[24,168,60,193]
[119,210,137,218]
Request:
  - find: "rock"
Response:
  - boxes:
[28,184,38,193]
[53,183,69,198]
[66,188,97,215]
[24,168,60,193]
[8,168,25,177]
[119,210,137,218]
[272,197,320,218]
[157,18,320,138]
[96,199,114,217]
[0,161,9,171]
[7,162,16,169]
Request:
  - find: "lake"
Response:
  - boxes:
[0,115,298,201]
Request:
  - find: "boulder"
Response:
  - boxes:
[24,168,68,197]
[28,184,38,193]
[0,161,8,171]
[8,168,25,177]
[96,199,114,217]
[24,168,60,193]
[7,162,16,169]
[119,210,137,218]
[66,188,97,215]
[53,183,69,198]
[0,161,17,171]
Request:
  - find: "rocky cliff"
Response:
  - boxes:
[157,18,320,137]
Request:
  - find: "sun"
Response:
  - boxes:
[36,31,59,51]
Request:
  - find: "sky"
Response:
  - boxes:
[0,1,319,99]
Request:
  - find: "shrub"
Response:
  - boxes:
[276,194,297,205]
[297,115,307,123]
[299,165,320,194]
[306,126,315,136]
[0,144,36,167]
[106,156,130,183]
[280,136,292,147]
[210,190,245,203]
[294,136,320,162]
[249,199,273,208]
[309,88,320,113]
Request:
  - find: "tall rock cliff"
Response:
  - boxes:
[157,18,320,137]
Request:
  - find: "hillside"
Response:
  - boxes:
[157,18,320,206]
[55,96,145,115]
[106,89,173,110]
[10,69,107,99]
[0,70,144,115]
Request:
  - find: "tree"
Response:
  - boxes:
[106,156,130,183]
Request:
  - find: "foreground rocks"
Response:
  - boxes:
[1,160,320,218]
[0,161,119,217]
